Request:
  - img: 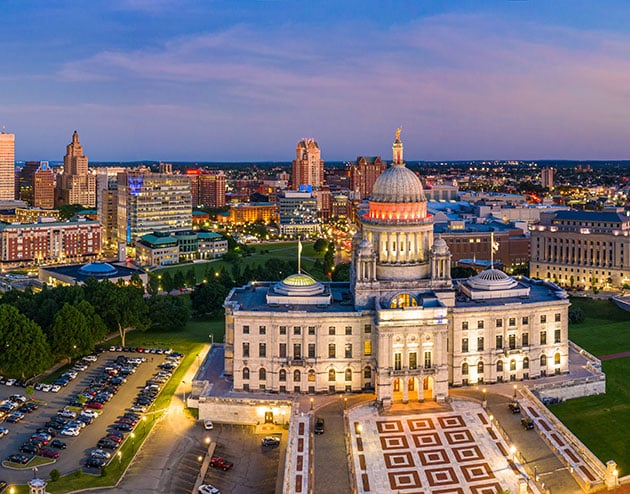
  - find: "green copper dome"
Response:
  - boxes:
[282,273,318,286]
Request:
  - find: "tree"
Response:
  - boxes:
[569,306,585,324]
[332,262,351,281]
[129,272,144,290]
[58,203,85,221]
[0,304,52,378]
[313,238,329,253]
[160,271,175,293]
[173,271,186,290]
[323,243,335,276]
[147,273,160,296]
[147,295,190,331]
[76,300,108,343]
[49,303,92,359]
[185,268,196,287]
[191,281,229,316]
[451,266,477,279]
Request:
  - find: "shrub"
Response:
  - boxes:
[50,469,60,482]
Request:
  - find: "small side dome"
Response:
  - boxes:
[432,237,449,255]
[357,239,374,256]
[468,268,518,291]
[78,262,118,277]
[282,273,318,287]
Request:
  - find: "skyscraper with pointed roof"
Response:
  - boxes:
[56,131,96,208]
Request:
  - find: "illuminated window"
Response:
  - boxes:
[364,341,372,356]
[390,293,418,308]
[328,369,336,381]
[462,362,469,375]
[345,369,352,381]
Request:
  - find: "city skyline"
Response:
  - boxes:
[3,1,630,161]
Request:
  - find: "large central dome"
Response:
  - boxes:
[370,163,426,203]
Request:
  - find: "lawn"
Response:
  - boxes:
[551,298,630,475]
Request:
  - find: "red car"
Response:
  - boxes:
[210,456,233,471]
[105,434,123,443]
[85,401,104,410]
[39,447,60,459]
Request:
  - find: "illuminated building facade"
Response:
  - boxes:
[291,139,324,191]
[225,131,570,408]
[531,209,630,289]
[33,162,56,209]
[0,132,15,201]
[228,202,278,225]
[56,131,97,208]
[349,155,386,200]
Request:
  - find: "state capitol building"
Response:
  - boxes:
[224,132,570,409]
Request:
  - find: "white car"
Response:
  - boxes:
[203,420,214,431]
[5,378,15,386]
[198,485,220,494]
[81,409,99,419]
[129,405,146,413]
[0,427,9,437]
[90,449,111,459]
[58,409,77,419]
[50,384,61,393]
[84,355,98,362]
[61,427,80,437]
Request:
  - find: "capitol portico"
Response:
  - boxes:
[224,131,570,410]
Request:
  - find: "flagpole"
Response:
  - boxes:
[297,236,302,274]
[490,231,494,269]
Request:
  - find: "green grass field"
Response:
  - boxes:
[552,298,630,474]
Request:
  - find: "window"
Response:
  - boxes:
[364,341,372,356]
[522,333,529,346]
[554,329,561,343]
[424,351,432,369]
[345,343,352,358]
[540,354,547,367]
[555,313,561,322]
[496,335,503,349]
[328,344,336,358]
[308,370,315,382]
[477,361,484,374]
[509,318,516,327]
[496,319,503,328]
[523,357,529,369]
[509,334,516,350]
[510,359,516,371]
[477,337,484,351]
[496,360,503,372]
[259,368,266,380]
[462,321,469,330]
[345,369,352,381]
[259,343,266,358]
[409,352,417,370]
[279,369,286,382]
[461,338,469,353]
[522,316,529,325]
[477,320,484,329]
[242,367,250,380]
[279,343,286,358]
[259,325,266,335]
[540,315,547,324]
[242,342,250,358]
[294,370,301,382]
[243,325,250,334]
[329,326,336,335]
[328,369,336,381]
[554,352,561,365]
[364,367,371,379]
[293,344,302,359]
[364,324,372,334]
[293,326,301,335]
[345,326,353,335]
[279,326,287,336]
[308,343,315,358]
[394,353,402,370]
[462,362,469,375]
[308,326,315,335]
[540,331,547,345]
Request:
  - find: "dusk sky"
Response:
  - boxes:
[3,1,630,162]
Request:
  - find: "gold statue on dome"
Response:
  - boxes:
[395,127,402,141]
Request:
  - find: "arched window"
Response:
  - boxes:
[390,293,418,308]
[496,360,504,372]
[293,370,301,382]
[279,369,286,382]
[554,353,561,365]
[477,361,484,374]
[462,362,469,375]
[510,359,516,371]
[259,368,266,381]
[540,354,547,367]
[364,366,372,379]
[242,367,250,380]
[345,369,352,382]
[328,369,336,382]
[523,357,529,369]
[308,370,316,382]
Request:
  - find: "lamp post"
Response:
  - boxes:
[510,445,517,462]
[482,388,487,407]
[344,397,348,410]
[118,451,122,471]
[131,432,135,454]
[513,384,517,400]
[142,415,147,435]
[182,380,186,406]
[310,397,314,411]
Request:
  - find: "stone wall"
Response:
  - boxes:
[197,396,292,426]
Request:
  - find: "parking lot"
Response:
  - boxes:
[0,349,176,485]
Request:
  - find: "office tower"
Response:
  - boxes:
[349,156,386,200]
[96,167,126,253]
[57,131,97,208]
[277,190,319,237]
[19,160,42,204]
[541,167,554,189]
[0,132,16,201]
[199,170,226,208]
[117,170,192,244]
[186,169,201,206]
[33,162,56,209]
[291,139,324,191]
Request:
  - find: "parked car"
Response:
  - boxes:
[81,409,99,419]
[85,457,106,469]
[85,401,104,410]
[113,423,133,432]
[198,485,220,494]
[508,401,521,414]
[50,439,67,449]
[39,447,59,459]
[6,411,25,423]
[521,417,535,430]
[0,428,8,438]
[97,438,119,450]
[90,449,111,460]
[6,454,30,465]
[209,456,233,471]
[314,418,325,434]
[261,436,280,447]
[203,420,214,431]
[61,427,80,437]
[19,443,41,454]
[57,409,77,419]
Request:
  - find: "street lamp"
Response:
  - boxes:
[131,432,135,454]
[142,415,147,434]
[357,423,363,435]
[513,384,517,400]
[482,388,487,406]
[118,451,122,471]
[182,380,186,405]
[204,437,211,446]
[310,398,314,411]
[510,445,517,462]
[344,397,348,410]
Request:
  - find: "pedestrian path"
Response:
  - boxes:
[348,401,537,494]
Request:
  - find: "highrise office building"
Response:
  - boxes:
[199,170,226,208]
[116,170,192,244]
[291,139,324,191]
[19,160,42,204]
[33,162,56,209]
[349,156,386,200]
[57,131,96,208]
[0,132,16,201]
[541,167,554,190]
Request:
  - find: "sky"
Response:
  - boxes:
[3,1,630,162]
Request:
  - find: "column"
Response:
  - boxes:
[402,377,409,404]
[396,232,401,263]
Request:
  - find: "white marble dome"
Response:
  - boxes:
[370,163,426,203]
[467,268,518,291]
[357,239,374,257]
[432,237,449,255]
